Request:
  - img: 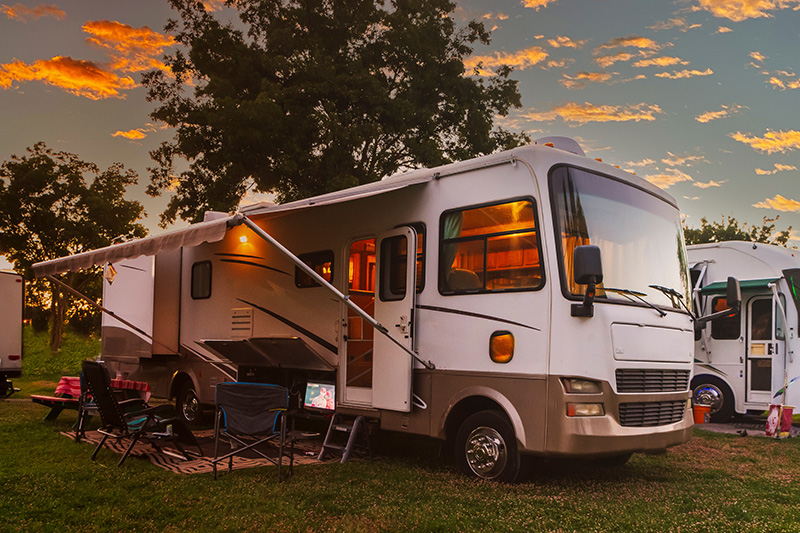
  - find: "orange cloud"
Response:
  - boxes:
[755,163,797,175]
[1,3,65,21]
[112,129,147,140]
[645,169,693,189]
[595,35,665,53]
[201,0,227,11]
[524,102,663,124]
[695,104,746,123]
[717,26,733,32]
[694,0,800,22]
[0,56,135,99]
[753,194,800,212]
[766,71,800,90]
[83,20,174,73]
[693,179,726,188]
[464,47,548,76]
[655,68,713,79]
[633,56,690,68]
[560,71,615,89]
[595,52,637,68]
[522,0,559,9]
[731,130,800,153]
[648,17,702,32]
[547,36,587,49]
[662,152,708,167]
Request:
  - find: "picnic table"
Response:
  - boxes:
[31,375,152,420]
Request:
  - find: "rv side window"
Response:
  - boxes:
[380,235,409,301]
[191,261,212,299]
[439,198,543,295]
[295,251,334,288]
[710,297,739,339]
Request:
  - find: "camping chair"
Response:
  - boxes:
[212,382,294,481]
[81,360,201,466]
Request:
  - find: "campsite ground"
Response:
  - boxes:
[2,329,800,531]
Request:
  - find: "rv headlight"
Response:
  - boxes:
[562,378,602,394]
[567,403,605,417]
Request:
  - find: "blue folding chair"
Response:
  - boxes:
[212,382,294,480]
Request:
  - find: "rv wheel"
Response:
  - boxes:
[176,382,203,425]
[692,376,734,423]
[455,410,527,483]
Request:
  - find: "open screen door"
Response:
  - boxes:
[372,226,417,412]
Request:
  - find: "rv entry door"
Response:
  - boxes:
[746,296,783,403]
[373,227,417,412]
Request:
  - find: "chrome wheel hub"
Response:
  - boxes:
[694,385,723,414]
[465,426,507,479]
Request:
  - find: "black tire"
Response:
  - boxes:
[176,381,204,426]
[455,410,528,483]
[692,376,734,423]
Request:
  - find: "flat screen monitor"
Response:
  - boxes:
[303,382,335,411]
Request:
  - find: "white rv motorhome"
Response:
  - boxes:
[34,139,697,481]
[0,271,23,397]
[688,241,800,422]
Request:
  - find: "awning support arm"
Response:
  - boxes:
[234,215,435,370]
[45,274,180,356]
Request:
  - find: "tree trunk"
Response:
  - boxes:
[49,282,65,352]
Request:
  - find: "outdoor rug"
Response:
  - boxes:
[62,429,326,475]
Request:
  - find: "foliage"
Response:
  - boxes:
[21,326,100,383]
[0,142,147,349]
[144,0,529,225]
[684,215,792,247]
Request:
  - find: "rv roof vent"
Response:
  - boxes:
[535,136,585,157]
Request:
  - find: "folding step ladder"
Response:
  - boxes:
[318,413,372,462]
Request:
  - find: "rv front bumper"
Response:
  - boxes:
[542,375,693,457]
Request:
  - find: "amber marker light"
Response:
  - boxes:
[490,331,514,363]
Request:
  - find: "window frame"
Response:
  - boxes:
[191,260,212,300]
[438,196,545,296]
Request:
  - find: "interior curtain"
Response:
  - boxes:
[441,211,464,270]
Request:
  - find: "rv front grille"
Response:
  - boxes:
[615,369,690,393]
[618,401,686,427]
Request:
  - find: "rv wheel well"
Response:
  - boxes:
[442,396,508,455]
[170,372,194,400]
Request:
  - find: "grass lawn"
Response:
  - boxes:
[3,329,800,531]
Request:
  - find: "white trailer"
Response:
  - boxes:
[688,241,800,421]
[0,271,23,397]
[34,139,698,481]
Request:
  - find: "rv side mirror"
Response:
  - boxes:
[726,276,741,313]
[696,276,741,325]
[571,245,603,318]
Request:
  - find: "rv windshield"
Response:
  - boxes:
[551,165,690,311]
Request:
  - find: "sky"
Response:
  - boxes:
[1,0,799,270]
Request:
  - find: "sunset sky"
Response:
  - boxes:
[1,0,799,271]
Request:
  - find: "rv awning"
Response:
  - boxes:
[239,170,437,217]
[700,278,779,295]
[31,215,237,277]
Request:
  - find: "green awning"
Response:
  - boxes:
[700,277,779,295]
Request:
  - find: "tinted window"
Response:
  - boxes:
[295,250,334,288]
[191,261,212,299]
[710,297,740,340]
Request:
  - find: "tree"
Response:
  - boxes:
[683,215,792,247]
[143,0,529,225]
[0,142,147,350]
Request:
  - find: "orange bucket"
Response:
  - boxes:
[693,404,711,424]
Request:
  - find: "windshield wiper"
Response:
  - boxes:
[649,284,695,318]
[602,287,667,317]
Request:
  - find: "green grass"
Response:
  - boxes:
[4,329,800,531]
